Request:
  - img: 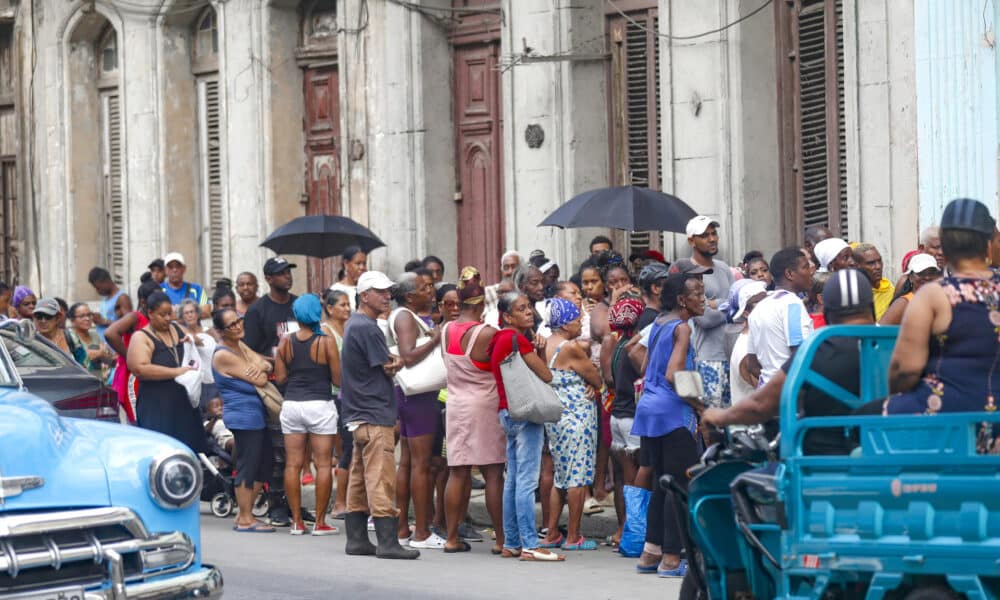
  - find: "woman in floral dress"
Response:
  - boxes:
[538,298,605,551]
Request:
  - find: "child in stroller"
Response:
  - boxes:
[200,397,237,518]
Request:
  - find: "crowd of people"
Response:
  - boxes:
[13,197,999,574]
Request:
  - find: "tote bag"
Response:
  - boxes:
[500,347,563,424]
[388,307,447,396]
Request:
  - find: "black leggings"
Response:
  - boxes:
[642,428,701,554]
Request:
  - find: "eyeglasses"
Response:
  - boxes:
[34,313,56,321]
[223,317,244,330]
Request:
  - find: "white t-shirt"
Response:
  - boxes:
[729,332,755,405]
[747,290,813,386]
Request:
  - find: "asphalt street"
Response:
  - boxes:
[199,507,680,600]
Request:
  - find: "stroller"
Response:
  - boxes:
[199,431,237,518]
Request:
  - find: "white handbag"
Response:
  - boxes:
[388,308,447,396]
[174,338,202,409]
[500,339,563,424]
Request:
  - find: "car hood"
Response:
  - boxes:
[0,392,112,511]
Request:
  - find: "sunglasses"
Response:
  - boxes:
[224,317,244,330]
[34,313,56,321]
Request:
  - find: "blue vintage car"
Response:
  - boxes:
[0,392,223,598]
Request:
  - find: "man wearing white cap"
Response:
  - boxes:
[813,238,857,273]
[684,215,736,408]
[878,253,942,326]
[340,271,416,559]
[160,252,209,311]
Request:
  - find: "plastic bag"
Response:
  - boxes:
[174,340,202,409]
[619,484,650,557]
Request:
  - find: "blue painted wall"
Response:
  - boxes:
[915,0,1000,230]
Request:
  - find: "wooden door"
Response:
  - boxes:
[303,65,340,291]
[453,42,504,283]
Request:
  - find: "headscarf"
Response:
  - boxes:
[814,238,850,273]
[609,297,644,337]
[547,297,581,330]
[12,286,34,308]
[292,294,324,335]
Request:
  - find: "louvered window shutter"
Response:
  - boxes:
[198,78,224,284]
[789,0,848,237]
[610,9,662,253]
[102,92,125,284]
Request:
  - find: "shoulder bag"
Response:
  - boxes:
[388,307,447,396]
[500,333,563,424]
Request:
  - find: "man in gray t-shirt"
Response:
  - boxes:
[674,215,736,408]
[340,271,417,559]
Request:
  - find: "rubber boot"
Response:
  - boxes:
[373,517,420,559]
[344,512,376,556]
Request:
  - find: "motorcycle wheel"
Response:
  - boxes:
[252,491,270,517]
[210,492,234,518]
[903,587,961,600]
[679,570,704,600]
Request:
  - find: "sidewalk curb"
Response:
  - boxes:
[466,490,619,540]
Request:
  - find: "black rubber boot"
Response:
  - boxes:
[373,517,420,559]
[344,512,376,556]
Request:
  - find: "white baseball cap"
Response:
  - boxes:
[686,215,720,237]
[813,238,849,273]
[906,253,941,275]
[733,280,768,321]
[163,252,186,266]
[357,271,395,293]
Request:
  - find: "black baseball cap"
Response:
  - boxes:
[263,257,297,275]
[668,258,713,276]
[940,198,996,235]
[823,269,874,314]
[638,262,670,287]
[148,258,165,270]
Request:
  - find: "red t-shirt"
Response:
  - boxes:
[488,329,535,412]
[810,312,827,330]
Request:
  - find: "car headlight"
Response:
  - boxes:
[149,450,201,509]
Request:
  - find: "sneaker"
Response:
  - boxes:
[409,532,447,549]
[458,522,483,542]
[470,476,486,490]
[301,509,317,524]
[311,522,339,536]
[289,521,307,536]
[398,536,411,547]
[268,505,291,528]
[430,525,447,539]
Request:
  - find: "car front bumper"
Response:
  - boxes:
[83,564,223,599]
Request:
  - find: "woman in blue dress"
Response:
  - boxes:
[886,199,1000,447]
[632,274,706,577]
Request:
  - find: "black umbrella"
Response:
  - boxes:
[538,185,697,233]
[260,215,385,259]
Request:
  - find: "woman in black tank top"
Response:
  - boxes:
[274,295,342,534]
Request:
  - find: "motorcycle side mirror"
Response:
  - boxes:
[674,370,704,401]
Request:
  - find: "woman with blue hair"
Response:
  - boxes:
[538,297,604,551]
[274,293,342,536]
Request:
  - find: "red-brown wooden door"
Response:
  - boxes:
[304,65,340,292]
[453,42,504,283]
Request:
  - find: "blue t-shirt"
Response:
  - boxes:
[212,347,266,430]
[632,318,697,438]
[161,281,208,306]
[97,289,125,340]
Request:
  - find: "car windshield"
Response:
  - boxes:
[0,330,67,384]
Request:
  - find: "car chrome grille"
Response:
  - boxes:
[0,507,193,594]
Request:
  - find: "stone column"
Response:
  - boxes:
[501,0,609,271]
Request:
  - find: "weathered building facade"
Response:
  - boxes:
[1,0,995,301]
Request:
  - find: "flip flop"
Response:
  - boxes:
[582,497,605,515]
[537,534,565,549]
[443,541,472,553]
[657,560,688,578]
[500,547,522,558]
[562,536,598,551]
[520,548,566,562]
[233,522,275,533]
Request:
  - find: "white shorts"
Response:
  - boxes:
[279,400,339,435]
[610,416,641,454]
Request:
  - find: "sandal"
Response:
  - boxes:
[232,522,275,533]
[537,534,565,549]
[636,551,662,574]
[490,545,504,555]
[521,548,566,562]
[443,541,472,553]
[582,497,605,515]
[500,547,522,558]
[603,534,620,548]
[562,536,598,551]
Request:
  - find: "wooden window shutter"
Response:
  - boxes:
[198,78,224,284]
[609,8,662,252]
[102,92,125,284]
[778,0,847,240]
